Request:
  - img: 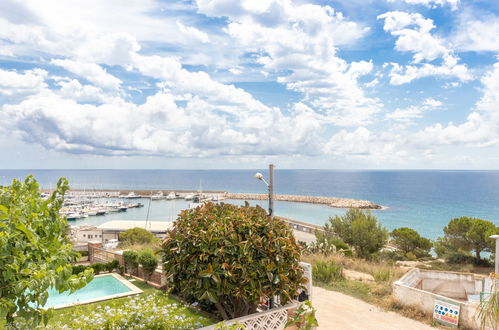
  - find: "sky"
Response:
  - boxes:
[0,0,498,169]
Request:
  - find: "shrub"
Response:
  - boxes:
[329,209,388,259]
[78,250,89,257]
[72,265,88,275]
[105,259,120,272]
[162,202,306,320]
[90,263,104,274]
[138,249,158,282]
[123,250,139,275]
[119,227,159,246]
[312,261,342,284]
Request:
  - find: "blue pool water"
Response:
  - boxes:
[43,275,132,308]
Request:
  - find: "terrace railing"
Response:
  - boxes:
[200,302,300,330]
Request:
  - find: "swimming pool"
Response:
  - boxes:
[43,273,142,309]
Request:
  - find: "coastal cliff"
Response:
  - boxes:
[226,193,382,209]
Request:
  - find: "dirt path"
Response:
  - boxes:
[313,286,433,329]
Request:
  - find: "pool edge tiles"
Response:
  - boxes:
[48,273,143,310]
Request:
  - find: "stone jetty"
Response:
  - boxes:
[226,193,382,209]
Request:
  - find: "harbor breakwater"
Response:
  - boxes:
[225,193,382,209]
[47,189,382,210]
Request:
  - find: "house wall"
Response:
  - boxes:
[76,229,103,243]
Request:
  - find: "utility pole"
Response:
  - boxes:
[268,164,274,220]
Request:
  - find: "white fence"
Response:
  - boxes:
[200,302,299,330]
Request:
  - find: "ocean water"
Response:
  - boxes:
[1,169,499,239]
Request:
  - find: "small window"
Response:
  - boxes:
[83,234,86,237]
[89,235,93,239]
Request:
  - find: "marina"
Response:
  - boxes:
[48,189,381,222]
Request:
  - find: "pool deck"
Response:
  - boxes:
[49,273,143,310]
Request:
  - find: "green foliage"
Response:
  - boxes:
[119,227,159,246]
[0,176,93,327]
[305,228,352,256]
[138,249,158,282]
[78,250,88,257]
[329,209,388,259]
[438,217,498,261]
[312,261,343,284]
[162,202,306,320]
[285,300,318,330]
[123,250,139,275]
[71,260,119,275]
[478,281,499,330]
[390,227,432,258]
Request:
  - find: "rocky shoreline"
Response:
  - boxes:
[225,193,382,209]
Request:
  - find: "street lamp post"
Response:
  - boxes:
[254,164,275,220]
[490,235,499,275]
[254,164,276,309]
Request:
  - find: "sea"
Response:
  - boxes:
[1,169,499,240]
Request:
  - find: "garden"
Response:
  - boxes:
[18,280,215,329]
[1,177,316,329]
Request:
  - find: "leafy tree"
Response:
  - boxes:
[329,209,388,259]
[390,227,432,258]
[162,202,306,320]
[119,227,159,246]
[439,217,498,261]
[138,249,158,283]
[0,176,93,326]
[123,250,139,275]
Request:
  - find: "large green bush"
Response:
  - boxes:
[0,176,93,327]
[329,209,388,259]
[162,202,306,320]
[138,249,158,282]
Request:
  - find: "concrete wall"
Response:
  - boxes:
[394,269,484,329]
[415,270,483,294]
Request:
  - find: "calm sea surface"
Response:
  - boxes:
[1,169,499,239]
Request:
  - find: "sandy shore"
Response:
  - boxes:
[226,193,382,209]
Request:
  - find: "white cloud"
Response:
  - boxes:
[0,68,47,96]
[413,61,499,146]
[386,0,459,10]
[378,11,471,84]
[386,97,443,122]
[198,0,380,126]
[50,59,122,90]
[177,21,210,43]
[451,12,499,52]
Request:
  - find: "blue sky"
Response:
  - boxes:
[0,0,498,169]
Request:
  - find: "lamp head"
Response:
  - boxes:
[254,172,264,181]
[490,235,499,239]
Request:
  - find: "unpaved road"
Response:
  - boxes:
[313,286,433,329]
